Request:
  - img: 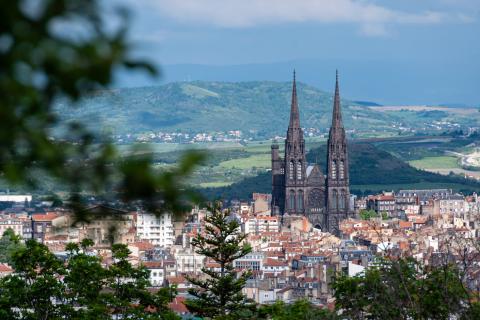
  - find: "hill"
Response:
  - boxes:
[199,143,480,200]
[55,81,407,140]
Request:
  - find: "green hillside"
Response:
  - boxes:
[54,81,403,139]
[199,143,480,200]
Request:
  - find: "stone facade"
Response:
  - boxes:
[271,71,350,233]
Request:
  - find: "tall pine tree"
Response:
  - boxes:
[185,202,254,319]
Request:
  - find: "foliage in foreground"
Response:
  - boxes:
[258,300,337,320]
[185,202,255,319]
[333,257,480,320]
[1,0,204,222]
[0,239,179,319]
[0,229,24,266]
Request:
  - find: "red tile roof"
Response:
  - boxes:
[166,275,187,285]
[130,241,154,251]
[0,263,13,272]
[264,258,288,267]
[32,213,58,222]
[142,261,163,269]
[169,296,189,314]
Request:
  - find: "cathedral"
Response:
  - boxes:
[271,71,350,234]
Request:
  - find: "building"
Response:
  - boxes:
[396,189,453,212]
[0,263,13,278]
[271,71,350,233]
[173,247,205,275]
[32,212,58,242]
[253,193,271,214]
[234,252,265,271]
[434,194,466,216]
[244,215,280,234]
[51,206,136,248]
[0,216,24,237]
[0,194,32,203]
[367,192,396,217]
[143,261,165,287]
[136,211,174,247]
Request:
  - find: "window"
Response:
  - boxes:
[331,160,337,179]
[297,190,304,210]
[289,190,295,210]
[339,160,345,179]
[331,190,338,209]
[339,191,345,209]
[296,161,302,180]
[289,161,294,180]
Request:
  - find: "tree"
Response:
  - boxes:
[0,239,180,319]
[333,257,480,320]
[0,229,24,266]
[359,209,378,220]
[381,211,389,220]
[0,239,68,319]
[185,202,254,319]
[258,300,338,320]
[1,0,203,222]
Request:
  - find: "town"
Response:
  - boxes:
[2,1,480,318]
[1,187,479,316]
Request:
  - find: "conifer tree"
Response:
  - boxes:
[185,202,254,319]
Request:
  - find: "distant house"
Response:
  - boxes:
[136,211,174,247]
[32,212,58,242]
[168,296,190,317]
[143,261,165,287]
[52,205,136,248]
[0,263,13,278]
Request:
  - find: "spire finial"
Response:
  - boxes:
[332,69,343,128]
[288,70,300,128]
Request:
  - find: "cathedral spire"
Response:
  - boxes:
[331,69,343,129]
[289,70,300,128]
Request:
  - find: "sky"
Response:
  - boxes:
[114,0,480,105]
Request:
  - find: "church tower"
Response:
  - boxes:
[326,71,350,233]
[271,141,285,215]
[284,71,307,215]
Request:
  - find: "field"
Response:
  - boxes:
[408,156,460,170]
[5,135,479,198]
[218,153,270,170]
[370,105,479,116]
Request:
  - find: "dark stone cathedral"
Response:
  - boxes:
[271,71,350,234]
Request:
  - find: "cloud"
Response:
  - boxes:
[130,0,466,34]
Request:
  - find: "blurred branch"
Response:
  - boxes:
[0,0,202,221]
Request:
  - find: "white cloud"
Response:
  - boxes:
[130,0,468,35]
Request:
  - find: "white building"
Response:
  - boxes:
[172,247,205,274]
[143,261,165,287]
[261,258,289,275]
[234,252,265,271]
[0,218,23,237]
[136,212,174,247]
[348,261,365,277]
[0,194,32,203]
[244,216,280,234]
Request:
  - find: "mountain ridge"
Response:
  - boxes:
[55,80,398,139]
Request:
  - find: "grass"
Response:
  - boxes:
[218,154,271,169]
[408,156,459,170]
[199,181,234,188]
[116,137,478,196]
